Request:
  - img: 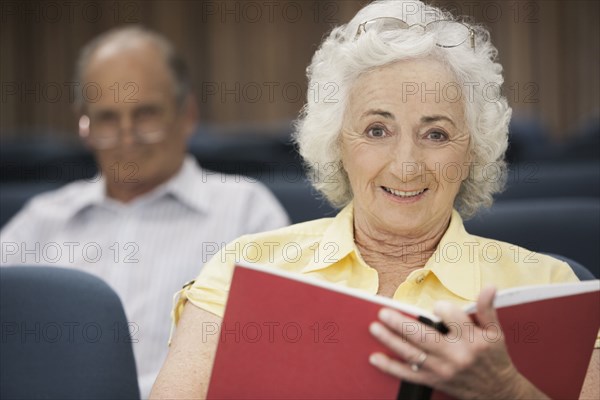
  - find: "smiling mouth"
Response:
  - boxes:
[382,186,428,198]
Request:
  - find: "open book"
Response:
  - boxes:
[206,262,600,400]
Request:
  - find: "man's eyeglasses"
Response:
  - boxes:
[356,17,475,50]
[78,113,167,150]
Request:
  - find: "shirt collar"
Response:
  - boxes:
[164,155,211,214]
[62,177,105,220]
[301,204,480,301]
[65,155,209,220]
[425,209,481,301]
[300,203,357,273]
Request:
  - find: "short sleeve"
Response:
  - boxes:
[171,237,248,326]
[550,259,581,283]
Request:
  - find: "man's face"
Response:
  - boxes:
[82,41,193,198]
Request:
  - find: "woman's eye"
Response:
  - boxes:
[367,126,387,138]
[426,130,448,141]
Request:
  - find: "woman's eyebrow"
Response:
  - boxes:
[421,114,456,127]
[361,109,395,120]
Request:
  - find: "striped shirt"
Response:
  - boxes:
[0,155,290,398]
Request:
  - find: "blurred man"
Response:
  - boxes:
[0,26,289,397]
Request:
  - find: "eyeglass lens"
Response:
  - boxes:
[79,113,166,150]
[360,18,471,48]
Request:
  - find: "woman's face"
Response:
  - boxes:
[341,58,471,238]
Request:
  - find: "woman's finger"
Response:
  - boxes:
[369,321,426,363]
[368,351,433,385]
[375,309,448,355]
[475,285,499,327]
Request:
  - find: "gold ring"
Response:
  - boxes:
[410,352,428,372]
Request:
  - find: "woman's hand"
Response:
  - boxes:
[368,286,549,399]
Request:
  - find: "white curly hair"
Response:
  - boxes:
[293,0,511,217]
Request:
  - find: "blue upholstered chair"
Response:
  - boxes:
[498,161,600,201]
[265,179,338,224]
[0,267,140,399]
[465,198,599,278]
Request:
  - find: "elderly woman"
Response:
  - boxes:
[151,1,598,398]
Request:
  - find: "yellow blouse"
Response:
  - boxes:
[173,203,579,326]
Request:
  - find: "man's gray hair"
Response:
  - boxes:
[74,25,191,111]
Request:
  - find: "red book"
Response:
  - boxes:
[206,263,600,400]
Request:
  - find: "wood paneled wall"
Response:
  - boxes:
[1,0,598,139]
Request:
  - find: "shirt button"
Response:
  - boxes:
[416,274,426,284]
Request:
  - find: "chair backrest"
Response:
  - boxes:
[497,161,600,201]
[0,266,140,399]
[264,179,338,224]
[465,198,599,278]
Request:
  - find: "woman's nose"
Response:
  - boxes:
[388,137,424,182]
